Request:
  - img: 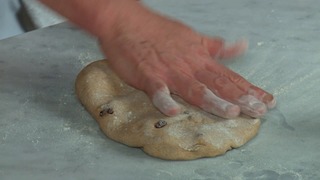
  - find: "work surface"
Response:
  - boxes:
[1,0,319,179]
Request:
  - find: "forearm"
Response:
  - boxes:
[39,0,142,38]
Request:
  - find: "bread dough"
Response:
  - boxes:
[75,60,260,160]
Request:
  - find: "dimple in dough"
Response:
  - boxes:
[75,60,260,160]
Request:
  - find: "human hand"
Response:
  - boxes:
[99,2,276,118]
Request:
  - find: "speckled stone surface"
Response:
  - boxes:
[22,0,65,28]
[1,0,320,179]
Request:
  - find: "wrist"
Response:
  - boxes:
[96,0,149,40]
[39,0,143,39]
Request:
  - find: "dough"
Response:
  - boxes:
[75,60,260,160]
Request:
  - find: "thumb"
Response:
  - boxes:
[206,37,248,60]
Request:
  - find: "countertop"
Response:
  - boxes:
[1,0,320,179]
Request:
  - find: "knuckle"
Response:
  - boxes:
[229,75,249,88]
[188,82,207,97]
[214,76,230,87]
[230,75,244,83]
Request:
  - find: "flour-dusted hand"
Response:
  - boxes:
[98,2,276,118]
[40,0,276,118]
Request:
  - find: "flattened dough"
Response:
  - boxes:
[75,60,260,160]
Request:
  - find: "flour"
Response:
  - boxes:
[273,71,315,96]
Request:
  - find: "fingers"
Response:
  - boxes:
[204,36,224,57]
[204,36,274,111]
[145,75,240,118]
[152,87,181,116]
[201,88,240,118]
[142,78,181,116]
[143,73,243,118]
[205,37,248,60]
[195,70,267,118]
[144,68,272,118]
[206,63,276,110]
[218,39,248,59]
[169,73,240,118]
[247,87,276,109]
[229,73,276,109]
[237,95,267,118]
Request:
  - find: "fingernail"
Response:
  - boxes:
[238,95,267,117]
[249,89,276,110]
[265,96,277,109]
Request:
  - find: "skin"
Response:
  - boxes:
[39,0,276,118]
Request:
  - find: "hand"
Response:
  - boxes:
[99,3,276,118]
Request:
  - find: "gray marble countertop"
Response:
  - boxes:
[1,0,319,179]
